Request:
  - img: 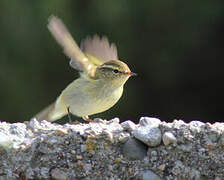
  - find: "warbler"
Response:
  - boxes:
[35,16,136,122]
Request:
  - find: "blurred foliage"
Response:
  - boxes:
[1,0,224,123]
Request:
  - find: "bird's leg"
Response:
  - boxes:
[82,116,93,122]
[67,107,86,124]
[67,107,72,123]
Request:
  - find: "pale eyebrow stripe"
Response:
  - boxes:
[103,63,121,68]
[99,67,121,72]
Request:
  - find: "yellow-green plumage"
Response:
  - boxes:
[34,16,135,122]
[49,72,124,121]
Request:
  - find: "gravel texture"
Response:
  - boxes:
[0,117,223,179]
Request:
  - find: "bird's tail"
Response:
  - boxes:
[34,102,56,122]
[34,96,68,122]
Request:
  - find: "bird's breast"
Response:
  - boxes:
[58,78,124,117]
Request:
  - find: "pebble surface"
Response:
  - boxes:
[0,117,223,179]
[162,131,177,146]
[133,117,162,146]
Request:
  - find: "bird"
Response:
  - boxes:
[35,16,136,122]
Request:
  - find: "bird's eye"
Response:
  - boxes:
[113,69,119,73]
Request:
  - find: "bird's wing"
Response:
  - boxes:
[47,15,96,78]
[80,35,118,65]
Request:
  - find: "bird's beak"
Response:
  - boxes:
[125,72,137,76]
[130,72,137,76]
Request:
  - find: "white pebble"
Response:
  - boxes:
[163,132,177,146]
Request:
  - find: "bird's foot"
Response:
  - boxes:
[82,116,93,122]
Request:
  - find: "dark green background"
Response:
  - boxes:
[1,0,224,123]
